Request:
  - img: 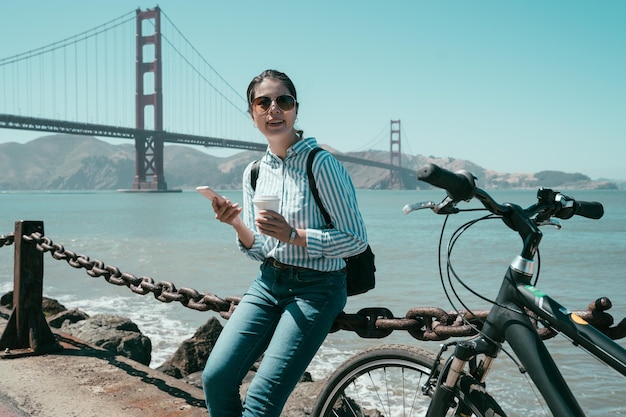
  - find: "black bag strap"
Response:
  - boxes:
[250,147,332,227]
[306,147,333,228]
[250,159,261,191]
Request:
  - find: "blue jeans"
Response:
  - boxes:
[202,261,347,417]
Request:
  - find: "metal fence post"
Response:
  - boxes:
[0,220,60,356]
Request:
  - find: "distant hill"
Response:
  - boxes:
[0,134,619,191]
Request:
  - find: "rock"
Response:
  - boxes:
[0,291,13,308]
[1,292,150,366]
[281,378,327,417]
[157,317,223,378]
[60,313,152,366]
[0,292,66,316]
[48,308,90,328]
[41,297,67,316]
[182,371,204,389]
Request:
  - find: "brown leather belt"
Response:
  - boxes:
[266,257,311,271]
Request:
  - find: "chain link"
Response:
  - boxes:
[3,231,625,341]
[0,233,15,248]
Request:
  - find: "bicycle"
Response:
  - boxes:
[312,163,626,417]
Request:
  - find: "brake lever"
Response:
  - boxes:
[402,200,437,214]
[403,197,460,215]
[433,196,461,214]
[536,218,562,230]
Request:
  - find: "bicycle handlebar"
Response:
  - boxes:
[416,163,604,221]
[557,194,604,219]
[413,163,605,265]
[416,164,476,202]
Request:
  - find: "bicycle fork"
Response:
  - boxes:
[424,335,500,417]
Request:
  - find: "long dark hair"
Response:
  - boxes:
[246,69,298,115]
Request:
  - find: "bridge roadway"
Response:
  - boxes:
[0,113,419,183]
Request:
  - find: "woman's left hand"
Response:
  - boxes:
[255,210,293,242]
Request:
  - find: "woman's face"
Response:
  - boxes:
[250,78,298,142]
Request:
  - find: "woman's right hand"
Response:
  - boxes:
[212,196,243,227]
[212,196,255,248]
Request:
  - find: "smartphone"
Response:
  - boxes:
[195,186,221,201]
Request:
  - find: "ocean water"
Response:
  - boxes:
[1,188,625,416]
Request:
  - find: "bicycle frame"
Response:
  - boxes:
[428,247,626,417]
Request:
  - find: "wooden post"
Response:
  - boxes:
[0,221,60,355]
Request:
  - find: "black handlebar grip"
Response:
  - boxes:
[575,201,604,219]
[417,164,476,201]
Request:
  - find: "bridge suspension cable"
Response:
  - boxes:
[350,123,389,152]
[0,10,136,66]
[156,10,257,142]
[159,10,247,114]
[0,10,136,127]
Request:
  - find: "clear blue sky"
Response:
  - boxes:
[1,1,625,180]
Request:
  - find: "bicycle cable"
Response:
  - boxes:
[440,215,554,414]
[446,214,501,311]
[441,212,524,316]
[437,209,529,373]
[445,209,544,315]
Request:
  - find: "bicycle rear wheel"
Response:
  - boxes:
[311,344,506,417]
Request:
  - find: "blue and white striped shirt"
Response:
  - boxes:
[238,136,368,272]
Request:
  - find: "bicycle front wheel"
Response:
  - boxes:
[311,344,505,417]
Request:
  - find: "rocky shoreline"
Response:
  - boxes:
[0,293,327,416]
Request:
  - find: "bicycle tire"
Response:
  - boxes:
[311,344,507,417]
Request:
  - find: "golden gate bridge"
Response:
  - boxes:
[0,6,417,191]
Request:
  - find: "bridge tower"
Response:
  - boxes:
[133,7,168,191]
[389,119,402,189]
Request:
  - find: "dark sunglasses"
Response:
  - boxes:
[251,95,297,114]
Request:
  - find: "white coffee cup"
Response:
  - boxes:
[252,195,280,218]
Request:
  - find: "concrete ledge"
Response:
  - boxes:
[0,307,208,417]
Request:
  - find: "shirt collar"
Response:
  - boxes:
[291,136,319,156]
[263,136,319,165]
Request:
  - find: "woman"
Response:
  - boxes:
[201,69,368,417]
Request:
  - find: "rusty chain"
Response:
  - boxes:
[0,233,14,248]
[2,231,625,341]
